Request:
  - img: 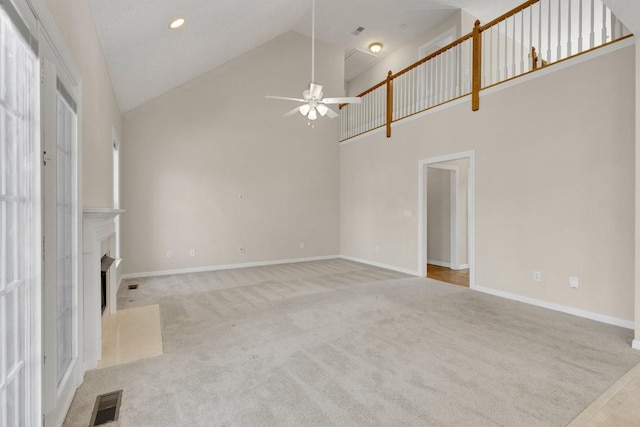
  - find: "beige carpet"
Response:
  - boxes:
[63,259,640,426]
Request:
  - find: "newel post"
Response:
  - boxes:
[386,70,393,138]
[472,20,482,111]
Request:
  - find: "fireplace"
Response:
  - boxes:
[83,208,123,370]
[100,255,116,314]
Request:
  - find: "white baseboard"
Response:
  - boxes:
[426,259,451,268]
[473,285,635,330]
[452,264,469,270]
[121,255,340,280]
[633,339,640,351]
[340,255,420,277]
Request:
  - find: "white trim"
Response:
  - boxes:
[452,263,469,270]
[633,340,640,351]
[427,259,451,268]
[419,151,475,287]
[474,285,635,330]
[121,255,341,280]
[340,256,420,276]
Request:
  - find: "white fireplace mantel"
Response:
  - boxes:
[82,208,124,370]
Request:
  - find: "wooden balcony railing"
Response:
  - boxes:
[340,0,632,142]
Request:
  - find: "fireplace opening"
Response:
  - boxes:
[100,255,116,314]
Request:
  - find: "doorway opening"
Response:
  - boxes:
[418,151,475,288]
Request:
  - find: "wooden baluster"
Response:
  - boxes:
[532,46,538,70]
[538,0,542,63]
[386,71,392,138]
[601,3,607,44]
[567,0,572,56]
[511,15,516,76]
[520,11,525,74]
[529,6,533,71]
[557,0,562,61]
[578,0,583,52]
[504,20,509,79]
[472,20,481,111]
[590,0,595,48]
[547,0,552,61]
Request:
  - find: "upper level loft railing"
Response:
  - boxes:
[339,0,632,142]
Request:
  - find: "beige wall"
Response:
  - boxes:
[44,0,122,208]
[121,32,342,275]
[341,44,635,322]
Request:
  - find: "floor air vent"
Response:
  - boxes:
[128,284,138,290]
[90,390,122,426]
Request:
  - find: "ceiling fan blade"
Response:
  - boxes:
[321,97,362,104]
[309,83,323,99]
[283,106,302,117]
[265,95,306,102]
[325,107,339,118]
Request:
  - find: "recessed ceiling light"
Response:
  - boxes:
[368,42,383,54]
[169,18,185,29]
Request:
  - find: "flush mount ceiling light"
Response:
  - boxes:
[169,17,185,29]
[368,42,383,54]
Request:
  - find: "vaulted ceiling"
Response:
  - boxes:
[87,0,531,112]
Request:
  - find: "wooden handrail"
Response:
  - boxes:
[480,0,540,31]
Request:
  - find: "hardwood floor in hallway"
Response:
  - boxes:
[426,264,470,287]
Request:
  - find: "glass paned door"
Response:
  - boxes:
[55,86,76,387]
[0,4,41,427]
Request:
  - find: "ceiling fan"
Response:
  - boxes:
[265,0,361,122]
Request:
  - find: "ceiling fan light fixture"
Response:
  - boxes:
[169,17,185,29]
[368,42,383,54]
[316,104,328,116]
[308,108,318,120]
[300,104,311,116]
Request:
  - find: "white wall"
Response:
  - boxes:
[341,44,635,322]
[121,32,343,275]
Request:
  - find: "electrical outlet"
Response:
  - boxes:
[189,249,196,257]
[569,277,579,288]
[299,242,305,249]
[375,246,380,253]
[166,250,172,258]
[239,247,245,253]
[532,271,541,282]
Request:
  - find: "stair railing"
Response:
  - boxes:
[340,0,632,142]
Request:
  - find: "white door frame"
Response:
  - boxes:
[418,151,475,287]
